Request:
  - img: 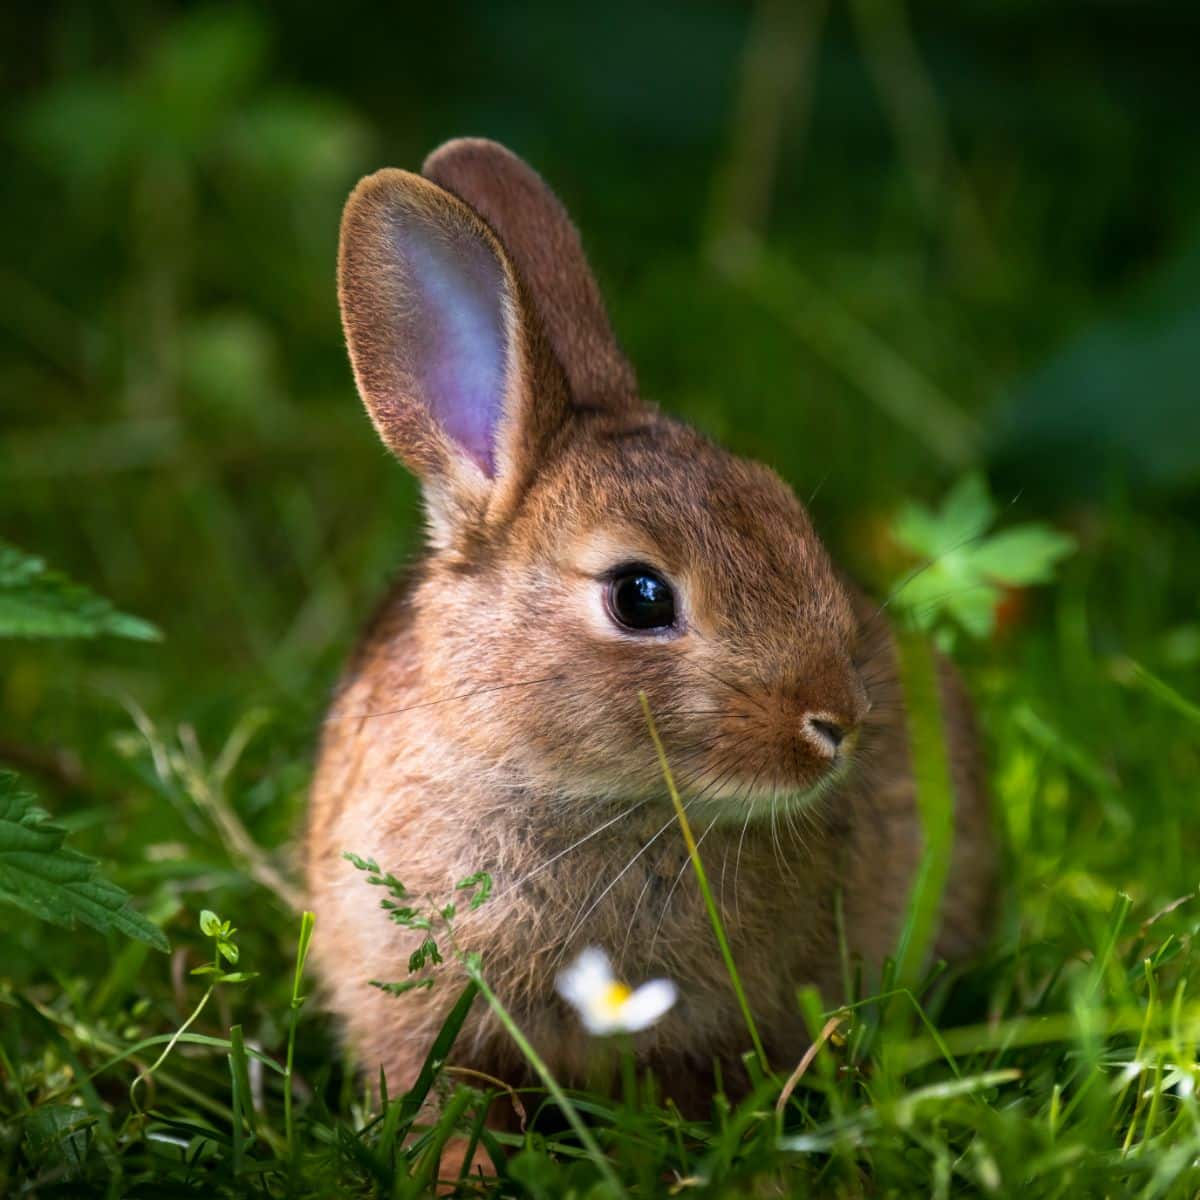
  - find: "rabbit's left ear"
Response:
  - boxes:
[338,169,570,533]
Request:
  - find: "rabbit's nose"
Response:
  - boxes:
[802,713,855,758]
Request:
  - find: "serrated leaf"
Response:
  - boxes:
[0,542,161,642]
[891,475,1074,643]
[0,772,168,951]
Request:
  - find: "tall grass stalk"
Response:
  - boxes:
[1116,657,1200,725]
[285,910,316,1155]
[892,628,955,989]
[639,691,770,1074]
[228,1023,249,1173]
[459,954,626,1196]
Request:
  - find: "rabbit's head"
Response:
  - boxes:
[339,140,871,821]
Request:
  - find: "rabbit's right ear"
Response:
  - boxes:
[422,139,638,412]
[338,169,569,537]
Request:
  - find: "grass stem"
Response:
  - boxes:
[639,692,770,1074]
[892,630,955,989]
[460,955,625,1196]
[285,910,316,1155]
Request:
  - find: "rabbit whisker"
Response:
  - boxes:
[617,746,742,963]
[554,797,701,966]
[732,801,755,921]
[647,812,722,956]
[684,660,768,715]
[486,796,651,907]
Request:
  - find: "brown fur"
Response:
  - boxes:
[306,139,995,1113]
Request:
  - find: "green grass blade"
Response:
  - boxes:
[285,909,316,1155]
[1114,657,1200,726]
[462,958,625,1195]
[640,692,769,1074]
[229,1022,257,1136]
[396,978,480,1127]
[397,1085,476,1200]
[228,1024,247,1175]
[892,630,955,989]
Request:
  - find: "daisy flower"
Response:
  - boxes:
[556,946,677,1035]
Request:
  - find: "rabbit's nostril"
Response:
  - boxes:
[805,717,846,755]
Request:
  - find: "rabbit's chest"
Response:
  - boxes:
[475,812,840,1017]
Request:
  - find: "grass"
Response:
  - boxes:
[3,2,1200,1195]
[3,541,1200,1196]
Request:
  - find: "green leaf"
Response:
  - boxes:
[407,935,443,974]
[945,586,998,640]
[892,475,994,562]
[890,475,1075,644]
[395,980,480,1126]
[0,772,168,951]
[456,870,493,911]
[199,909,222,936]
[370,978,435,997]
[990,233,1200,499]
[892,503,947,560]
[970,526,1077,586]
[937,474,996,543]
[0,541,161,642]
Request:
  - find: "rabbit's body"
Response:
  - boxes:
[306,139,995,1107]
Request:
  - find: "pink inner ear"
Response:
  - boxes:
[391,214,507,476]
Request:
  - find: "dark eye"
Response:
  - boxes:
[606,566,678,632]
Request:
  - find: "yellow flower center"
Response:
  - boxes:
[598,981,632,1015]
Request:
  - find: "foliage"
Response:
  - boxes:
[891,474,1077,647]
[991,233,1200,499]
[193,909,256,983]
[0,544,163,949]
[2,0,1199,1196]
[0,770,167,951]
[0,541,160,642]
[341,853,492,995]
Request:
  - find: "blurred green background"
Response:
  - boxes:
[2,0,1198,875]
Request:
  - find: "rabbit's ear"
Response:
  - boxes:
[423,139,638,412]
[338,169,568,531]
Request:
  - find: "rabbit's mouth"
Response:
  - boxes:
[667,741,856,826]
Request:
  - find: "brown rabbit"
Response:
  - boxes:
[305,138,995,1109]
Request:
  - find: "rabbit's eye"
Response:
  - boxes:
[606,567,677,632]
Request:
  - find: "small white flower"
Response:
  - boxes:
[556,946,677,1035]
